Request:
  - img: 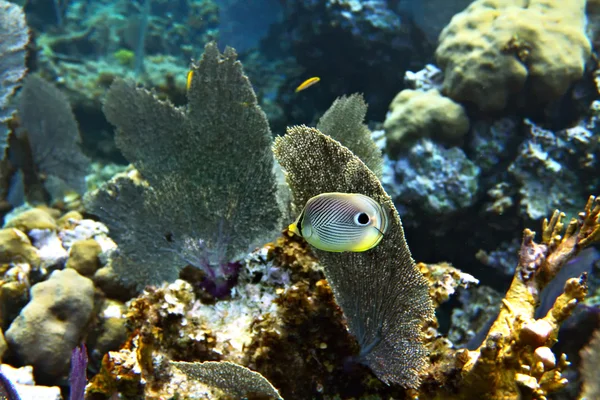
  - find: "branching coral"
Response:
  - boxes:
[419,196,600,400]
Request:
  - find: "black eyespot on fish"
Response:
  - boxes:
[355,212,370,225]
[164,232,174,243]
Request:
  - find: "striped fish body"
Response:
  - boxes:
[289,192,389,252]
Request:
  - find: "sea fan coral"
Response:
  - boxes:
[273,125,434,388]
[85,42,282,292]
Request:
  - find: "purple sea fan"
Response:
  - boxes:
[69,343,88,400]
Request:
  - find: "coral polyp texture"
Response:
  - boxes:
[273,126,435,388]
[436,0,591,112]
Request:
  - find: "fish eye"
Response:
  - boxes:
[354,212,370,226]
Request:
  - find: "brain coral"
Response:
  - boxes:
[383,89,469,157]
[436,0,591,112]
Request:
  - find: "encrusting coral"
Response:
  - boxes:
[5,268,95,384]
[436,0,591,112]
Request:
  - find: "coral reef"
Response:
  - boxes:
[418,196,600,399]
[508,119,596,220]
[436,0,591,112]
[1,1,599,399]
[390,138,480,219]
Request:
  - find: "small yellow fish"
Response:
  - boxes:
[288,192,389,252]
[186,70,194,91]
[295,77,320,93]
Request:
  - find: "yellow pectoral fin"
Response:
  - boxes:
[288,222,300,236]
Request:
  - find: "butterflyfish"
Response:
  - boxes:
[295,77,320,93]
[186,70,194,91]
[288,192,389,252]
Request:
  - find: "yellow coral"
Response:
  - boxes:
[383,89,469,156]
[436,0,590,112]
[419,195,600,400]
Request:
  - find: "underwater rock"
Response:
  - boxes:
[0,0,29,154]
[28,229,68,270]
[0,364,61,400]
[436,0,591,112]
[580,327,600,399]
[56,210,83,230]
[383,89,469,157]
[392,138,480,217]
[418,262,479,309]
[271,0,420,123]
[475,238,521,277]
[58,218,114,253]
[66,238,102,276]
[403,64,444,91]
[92,264,135,302]
[403,0,474,43]
[0,265,30,332]
[5,268,95,383]
[448,285,503,347]
[508,119,590,220]
[88,299,127,362]
[469,117,519,175]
